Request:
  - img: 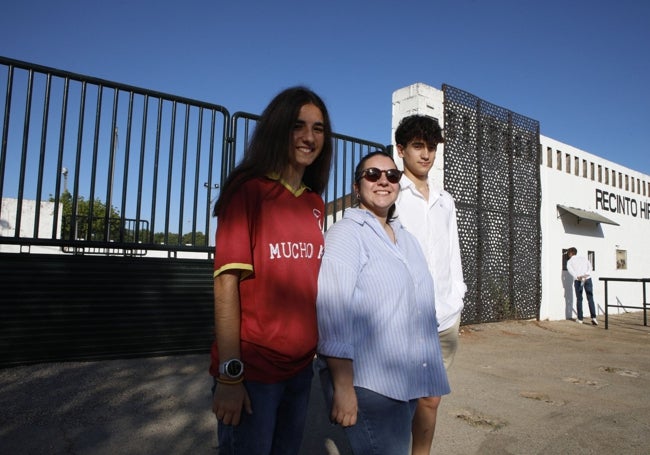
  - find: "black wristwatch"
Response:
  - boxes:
[219,358,244,379]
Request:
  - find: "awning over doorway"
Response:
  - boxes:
[556,204,619,226]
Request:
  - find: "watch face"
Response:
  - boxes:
[225,359,243,377]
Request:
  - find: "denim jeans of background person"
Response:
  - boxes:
[573,276,597,324]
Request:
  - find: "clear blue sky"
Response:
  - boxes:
[2,0,649,174]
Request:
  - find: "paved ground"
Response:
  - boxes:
[1,312,649,454]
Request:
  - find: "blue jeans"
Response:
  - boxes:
[319,367,417,455]
[574,278,596,320]
[216,365,313,455]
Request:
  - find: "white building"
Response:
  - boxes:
[539,136,650,320]
[392,82,650,322]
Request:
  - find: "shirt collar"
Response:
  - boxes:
[266,172,310,196]
[399,174,443,199]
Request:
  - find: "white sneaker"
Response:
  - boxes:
[576,319,583,324]
[592,318,598,326]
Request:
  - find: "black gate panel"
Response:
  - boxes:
[0,253,214,367]
[0,56,386,366]
[443,84,541,324]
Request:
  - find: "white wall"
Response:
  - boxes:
[0,198,62,254]
[391,83,445,186]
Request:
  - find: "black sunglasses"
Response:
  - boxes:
[358,167,403,184]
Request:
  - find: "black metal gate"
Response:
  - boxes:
[443,84,541,323]
[0,56,385,367]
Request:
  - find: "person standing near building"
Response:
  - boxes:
[394,115,467,455]
[566,247,598,325]
[210,86,333,455]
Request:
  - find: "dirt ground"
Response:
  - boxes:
[1,312,648,454]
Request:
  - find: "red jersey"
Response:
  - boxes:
[210,176,325,382]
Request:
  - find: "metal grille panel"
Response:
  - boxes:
[443,85,541,323]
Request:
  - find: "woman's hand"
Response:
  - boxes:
[212,382,252,426]
[331,384,358,427]
[326,357,357,427]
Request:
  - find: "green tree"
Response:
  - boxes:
[181,231,206,246]
[52,191,121,241]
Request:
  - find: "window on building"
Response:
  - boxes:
[547,147,552,167]
[590,162,595,180]
[625,175,629,191]
[618,172,623,189]
[566,154,571,174]
[631,177,635,193]
[604,167,609,184]
[616,249,627,270]
[574,156,579,176]
[612,170,617,187]
[598,165,602,183]
[557,150,562,171]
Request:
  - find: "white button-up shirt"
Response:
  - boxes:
[395,176,466,332]
[567,255,593,281]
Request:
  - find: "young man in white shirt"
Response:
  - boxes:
[394,115,467,455]
[566,247,598,325]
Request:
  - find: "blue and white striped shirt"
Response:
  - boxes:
[316,208,450,401]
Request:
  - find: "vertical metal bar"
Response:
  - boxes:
[135,94,149,244]
[177,104,190,241]
[190,107,203,246]
[34,73,53,238]
[52,77,70,239]
[15,69,35,239]
[119,91,135,243]
[0,65,14,218]
[150,97,162,243]
[164,101,177,244]
[641,280,648,326]
[70,81,87,242]
[204,109,216,244]
[105,87,119,242]
[87,85,103,241]
[604,280,609,329]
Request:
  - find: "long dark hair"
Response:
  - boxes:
[213,86,333,217]
[354,151,399,221]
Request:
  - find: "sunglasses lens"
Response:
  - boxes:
[386,170,401,183]
[364,168,381,182]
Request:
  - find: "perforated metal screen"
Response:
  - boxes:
[443,85,541,323]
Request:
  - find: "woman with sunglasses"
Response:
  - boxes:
[316,151,450,455]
